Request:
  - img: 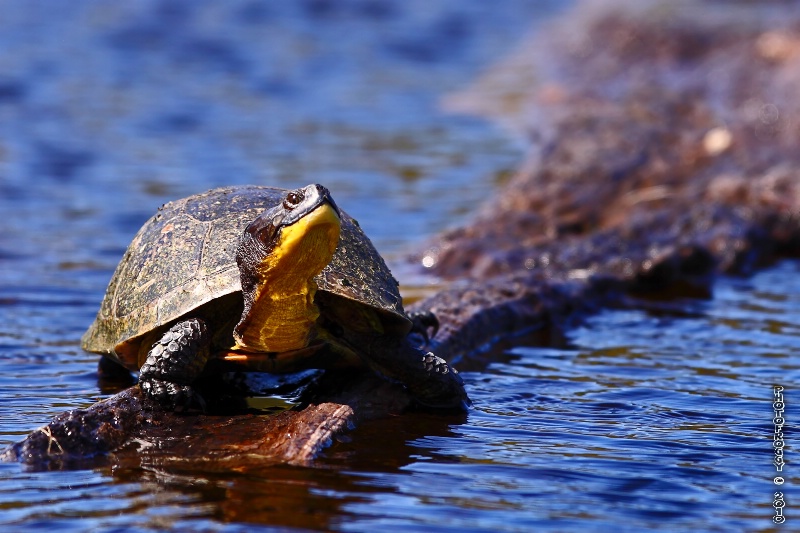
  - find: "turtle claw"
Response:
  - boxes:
[408,311,440,344]
[421,351,456,377]
[140,378,204,412]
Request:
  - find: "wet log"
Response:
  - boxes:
[2,371,416,469]
[4,0,800,469]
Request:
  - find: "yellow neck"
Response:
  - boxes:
[234,278,319,353]
[234,205,340,353]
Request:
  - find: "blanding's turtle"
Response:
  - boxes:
[81,184,469,410]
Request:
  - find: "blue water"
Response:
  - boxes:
[0,1,796,531]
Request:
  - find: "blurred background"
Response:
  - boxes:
[0,0,564,269]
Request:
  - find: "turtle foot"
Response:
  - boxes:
[411,352,471,411]
[138,318,210,411]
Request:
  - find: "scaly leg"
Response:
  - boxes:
[138,318,210,410]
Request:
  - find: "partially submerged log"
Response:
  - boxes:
[420,0,800,363]
[2,370,418,468]
[5,0,800,468]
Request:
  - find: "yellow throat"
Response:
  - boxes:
[233,203,341,353]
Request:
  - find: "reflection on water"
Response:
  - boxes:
[0,1,796,531]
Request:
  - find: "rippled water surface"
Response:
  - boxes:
[0,1,796,532]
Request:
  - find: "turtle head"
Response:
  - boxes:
[234,184,341,352]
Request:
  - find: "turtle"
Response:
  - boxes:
[81,184,469,411]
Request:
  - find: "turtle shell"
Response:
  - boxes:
[81,185,408,369]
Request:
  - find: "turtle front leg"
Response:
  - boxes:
[361,335,471,411]
[138,318,210,410]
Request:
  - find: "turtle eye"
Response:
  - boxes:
[284,191,304,209]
